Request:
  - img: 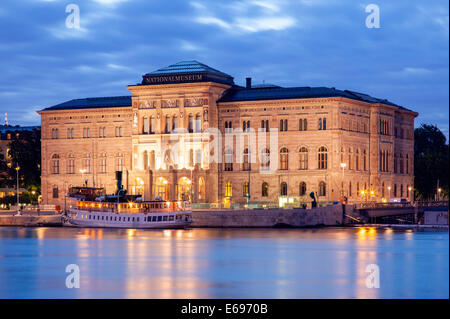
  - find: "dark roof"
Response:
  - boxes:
[139,60,234,86]
[42,96,131,111]
[144,60,232,78]
[218,86,413,111]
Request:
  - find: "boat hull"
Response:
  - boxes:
[62,209,192,229]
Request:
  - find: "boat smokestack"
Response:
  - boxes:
[115,171,122,194]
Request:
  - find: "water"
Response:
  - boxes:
[0,227,448,299]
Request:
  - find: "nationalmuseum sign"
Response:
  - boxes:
[142,72,234,86]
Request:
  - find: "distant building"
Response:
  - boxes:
[0,123,40,166]
[37,61,418,207]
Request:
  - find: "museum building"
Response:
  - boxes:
[38,61,418,207]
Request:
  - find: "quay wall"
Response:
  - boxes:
[191,204,344,228]
[0,215,62,227]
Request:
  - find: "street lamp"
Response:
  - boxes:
[408,186,412,202]
[437,188,442,201]
[340,163,346,197]
[15,166,20,213]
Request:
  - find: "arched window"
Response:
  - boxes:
[165,115,171,134]
[318,146,327,169]
[243,182,249,197]
[116,153,123,172]
[280,148,289,170]
[51,154,60,174]
[243,148,251,171]
[143,117,149,134]
[355,149,360,170]
[224,149,233,171]
[406,154,409,174]
[318,181,326,196]
[299,147,308,170]
[280,182,287,196]
[260,148,270,170]
[348,148,353,170]
[67,154,75,174]
[299,182,306,196]
[299,118,307,131]
[188,115,194,133]
[262,182,269,197]
[195,114,201,132]
[100,153,107,173]
[363,149,367,171]
[150,116,155,134]
[172,116,178,132]
[225,182,232,197]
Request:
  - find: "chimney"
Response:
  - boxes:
[246,77,252,89]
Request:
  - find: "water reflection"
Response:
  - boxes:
[0,227,448,298]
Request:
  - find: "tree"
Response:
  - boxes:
[414,124,449,200]
[0,129,41,192]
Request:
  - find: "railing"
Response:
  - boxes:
[357,200,448,210]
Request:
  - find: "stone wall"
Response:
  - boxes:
[0,215,62,227]
[191,204,343,227]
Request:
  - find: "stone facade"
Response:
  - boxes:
[37,61,418,207]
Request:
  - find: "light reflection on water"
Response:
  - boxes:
[0,227,448,299]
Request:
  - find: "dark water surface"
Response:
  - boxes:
[0,227,448,299]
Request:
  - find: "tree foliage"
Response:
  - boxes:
[414,124,449,200]
[0,129,41,191]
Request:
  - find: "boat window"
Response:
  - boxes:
[157,216,162,222]
[163,216,168,221]
[137,217,139,222]
[152,216,157,222]
[128,217,130,222]
[102,216,104,220]
[132,217,135,222]
[169,215,174,221]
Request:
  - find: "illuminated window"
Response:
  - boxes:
[262,182,269,197]
[225,182,232,197]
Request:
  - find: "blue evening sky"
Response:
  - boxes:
[0,0,448,137]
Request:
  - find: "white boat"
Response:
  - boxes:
[62,186,192,229]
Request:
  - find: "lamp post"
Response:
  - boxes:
[340,163,346,197]
[408,186,412,202]
[437,188,442,201]
[15,166,20,213]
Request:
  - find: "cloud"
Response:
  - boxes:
[190,0,296,32]
[0,0,448,138]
